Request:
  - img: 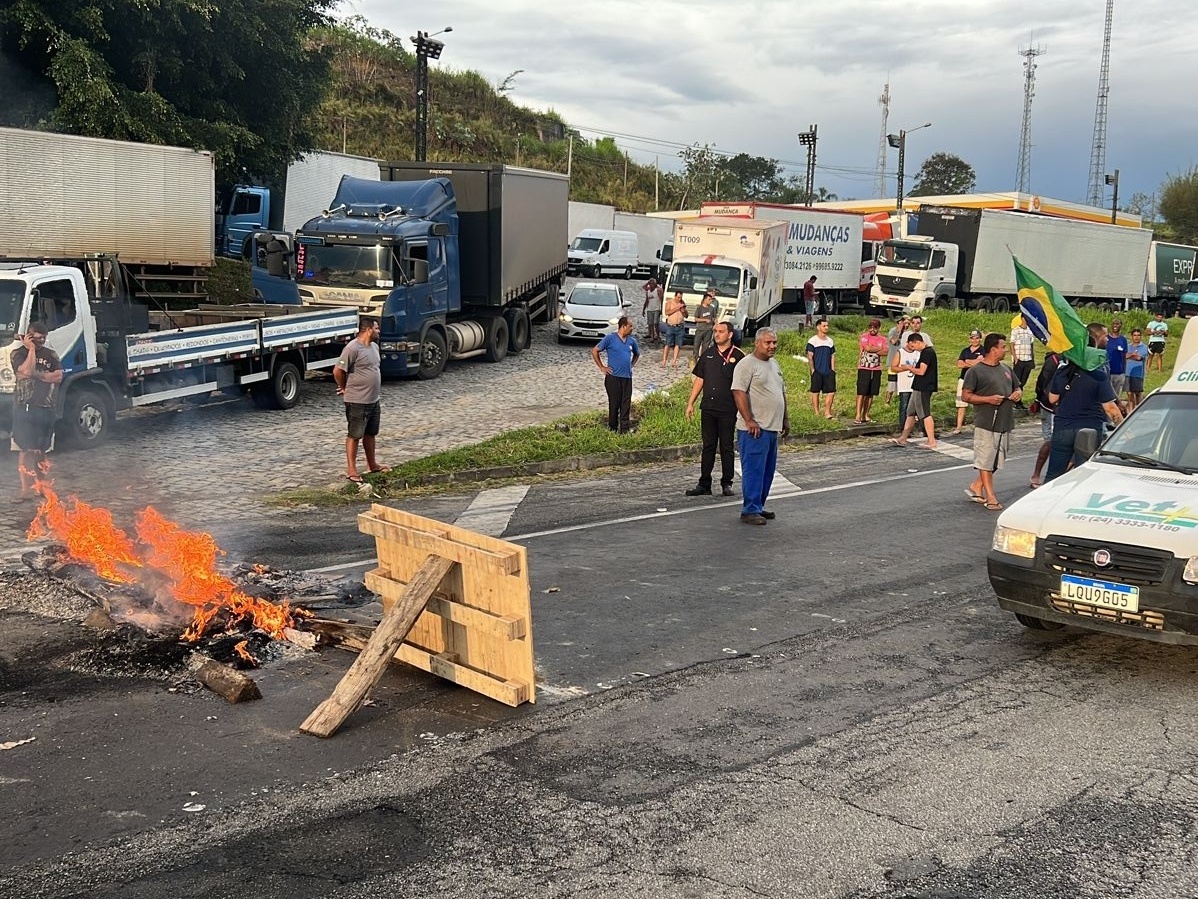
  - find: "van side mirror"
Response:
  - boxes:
[748,276,758,290]
[1075,428,1100,459]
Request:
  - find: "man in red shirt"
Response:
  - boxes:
[854,317,888,423]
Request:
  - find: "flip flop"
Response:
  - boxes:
[368,466,391,473]
[346,474,364,484]
[984,501,1004,511]
[1028,479,1041,489]
[964,489,985,504]
[888,438,908,446]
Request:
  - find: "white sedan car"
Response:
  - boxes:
[557,282,631,343]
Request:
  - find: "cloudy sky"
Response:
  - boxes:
[335,0,1194,210]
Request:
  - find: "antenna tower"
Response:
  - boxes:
[874,79,891,198]
[1015,41,1044,194]
[1085,0,1114,206]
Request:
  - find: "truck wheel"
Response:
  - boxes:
[252,360,302,410]
[505,307,530,354]
[992,296,1010,313]
[59,387,113,448]
[977,296,994,313]
[417,329,448,380]
[484,316,510,363]
[1014,613,1065,631]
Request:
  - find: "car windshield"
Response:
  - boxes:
[568,287,621,307]
[570,237,602,252]
[666,263,740,297]
[0,281,26,340]
[878,242,932,270]
[1093,392,1198,473]
[298,244,394,288]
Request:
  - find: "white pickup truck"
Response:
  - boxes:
[988,317,1198,642]
[0,262,358,448]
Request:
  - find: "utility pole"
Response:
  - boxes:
[566,135,573,179]
[1105,169,1119,224]
[1016,41,1045,194]
[654,155,659,210]
[796,125,817,205]
[1086,0,1114,206]
[887,123,932,211]
[412,27,451,162]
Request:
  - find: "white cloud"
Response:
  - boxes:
[336,0,1197,206]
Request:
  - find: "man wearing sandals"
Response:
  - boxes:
[961,333,1022,510]
[334,317,388,484]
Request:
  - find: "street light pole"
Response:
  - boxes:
[796,126,817,205]
[886,122,932,211]
[1105,169,1120,224]
[412,27,452,162]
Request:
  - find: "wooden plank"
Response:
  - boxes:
[359,515,520,576]
[368,504,529,564]
[195,659,261,703]
[300,555,455,737]
[395,645,528,707]
[364,569,527,640]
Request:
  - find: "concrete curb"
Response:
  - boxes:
[393,422,894,490]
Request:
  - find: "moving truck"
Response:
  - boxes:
[871,206,1153,314]
[988,316,1198,643]
[702,202,870,313]
[1146,241,1197,316]
[663,217,787,338]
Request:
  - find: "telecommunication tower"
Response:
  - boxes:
[1015,42,1044,194]
[874,79,891,198]
[1085,0,1115,206]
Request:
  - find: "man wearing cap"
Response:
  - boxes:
[891,332,938,448]
[854,317,888,423]
[952,330,986,435]
[962,333,1022,510]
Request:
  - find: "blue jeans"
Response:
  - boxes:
[1046,426,1096,481]
[738,428,778,515]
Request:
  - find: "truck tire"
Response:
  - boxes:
[504,307,530,354]
[252,360,302,410]
[1014,613,1065,631]
[992,296,1010,313]
[977,296,994,313]
[484,316,510,363]
[59,386,113,449]
[417,329,448,380]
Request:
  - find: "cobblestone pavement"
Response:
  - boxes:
[0,276,707,559]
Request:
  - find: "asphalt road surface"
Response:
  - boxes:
[4,428,1198,897]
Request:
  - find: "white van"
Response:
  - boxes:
[988,317,1198,643]
[567,229,639,279]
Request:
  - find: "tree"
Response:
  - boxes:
[1159,168,1198,242]
[716,153,783,200]
[909,152,976,196]
[675,143,721,209]
[771,176,837,205]
[1,0,337,186]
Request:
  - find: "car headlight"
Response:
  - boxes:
[559,314,573,323]
[992,526,1037,559]
[1184,556,1198,585]
[608,317,621,326]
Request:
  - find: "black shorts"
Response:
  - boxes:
[1149,343,1165,355]
[856,369,882,397]
[345,401,381,439]
[810,370,837,394]
[12,406,55,452]
[1128,375,1144,393]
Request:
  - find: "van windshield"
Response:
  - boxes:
[1094,392,1198,473]
[0,282,26,340]
[666,263,741,297]
[878,242,932,270]
[570,237,602,252]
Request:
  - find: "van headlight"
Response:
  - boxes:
[1184,556,1198,585]
[992,526,1037,559]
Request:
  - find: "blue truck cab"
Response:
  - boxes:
[288,162,567,380]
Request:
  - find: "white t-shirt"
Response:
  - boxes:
[897,347,920,394]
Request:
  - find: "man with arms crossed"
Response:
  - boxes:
[962,333,1022,511]
[685,321,745,497]
[731,328,789,525]
[10,321,62,502]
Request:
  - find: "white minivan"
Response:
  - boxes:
[567,229,639,279]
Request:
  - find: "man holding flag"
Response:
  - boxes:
[1014,256,1123,481]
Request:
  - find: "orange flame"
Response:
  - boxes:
[233,640,258,667]
[135,507,295,641]
[27,478,141,583]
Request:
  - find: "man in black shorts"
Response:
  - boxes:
[334,317,386,484]
[10,322,63,502]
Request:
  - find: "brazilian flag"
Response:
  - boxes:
[1013,257,1106,371]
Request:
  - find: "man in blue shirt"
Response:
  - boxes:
[592,316,641,433]
[1105,318,1129,405]
[1045,322,1124,481]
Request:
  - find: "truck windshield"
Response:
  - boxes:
[1093,393,1198,473]
[878,242,932,270]
[570,237,602,252]
[0,282,26,340]
[667,263,741,297]
[299,245,394,289]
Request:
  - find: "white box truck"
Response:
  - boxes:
[664,216,787,337]
[871,206,1153,314]
[702,201,869,313]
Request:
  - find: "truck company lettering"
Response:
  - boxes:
[1065,493,1198,529]
[1176,258,1195,277]
[788,223,852,244]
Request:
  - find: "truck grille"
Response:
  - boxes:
[1049,597,1166,631]
[1042,536,1172,586]
[876,274,917,296]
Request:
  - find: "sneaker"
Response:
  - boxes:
[685,486,713,496]
[721,485,735,496]
[740,513,767,525]
[760,510,776,520]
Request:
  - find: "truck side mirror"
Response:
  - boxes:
[1075,428,1100,459]
[412,258,429,285]
[748,276,758,290]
